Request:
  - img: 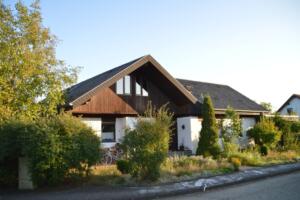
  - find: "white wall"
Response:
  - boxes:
[177,116,257,154]
[81,117,137,148]
[279,98,300,116]
[241,117,256,137]
[177,117,202,154]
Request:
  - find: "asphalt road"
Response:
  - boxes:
[156,171,300,200]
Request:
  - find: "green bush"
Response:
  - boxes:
[0,114,100,187]
[196,96,221,159]
[116,160,130,174]
[260,145,268,156]
[122,105,173,181]
[247,118,281,155]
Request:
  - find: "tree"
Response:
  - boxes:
[0,1,78,120]
[196,95,221,158]
[260,102,272,112]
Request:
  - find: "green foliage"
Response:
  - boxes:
[0,114,100,187]
[273,115,299,151]
[229,157,241,171]
[196,95,221,159]
[260,145,268,156]
[0,1,78,121]
[116,160,130,174]
[122,104,173,181]
[221,107,242,143]
[260,102,272,112]
[247,118,281,155]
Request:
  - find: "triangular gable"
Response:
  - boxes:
[67,55,198,107]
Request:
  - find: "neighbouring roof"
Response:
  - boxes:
[277,94,300,112]
[177,79,266,112]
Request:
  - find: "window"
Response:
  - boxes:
[101,119,115,143]
[135,78,148,96]
[116,79,123,94]
[135,81,142,96]
[287,108,294,115]
[142,81,148,96]
[124,75,131,94]
[115,76,131,95]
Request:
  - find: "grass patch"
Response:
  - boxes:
[88,165,126,186]
[86,150,300,186]
[229,149,300,167]
[159,156,234,182]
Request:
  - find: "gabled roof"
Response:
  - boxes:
[277,94,300,112]
[65,55,198,107]
[177,79,267,112]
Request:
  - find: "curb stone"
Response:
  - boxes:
[1,162,300,200]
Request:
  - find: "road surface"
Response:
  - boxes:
[156,171,300,200]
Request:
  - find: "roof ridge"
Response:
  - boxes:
[176,78,229,87]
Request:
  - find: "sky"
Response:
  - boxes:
[6,0,300,110]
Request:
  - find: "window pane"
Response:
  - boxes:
[102,122,115,143]
[135,81,141,95]
[124,76,131,94]
[116,78,123,94]
[142,81,148,96]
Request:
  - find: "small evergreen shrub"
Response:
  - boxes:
[122,105,173,181]
[116,160,130,174]
[196,95,221,159]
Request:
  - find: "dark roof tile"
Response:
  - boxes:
[177,78,266,111]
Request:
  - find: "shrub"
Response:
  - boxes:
[229,157,241,171]
[260,145,268,156]
[0,114,100,187]
[221,107,242,143]
[116,160,130,174]
[196,96,221,159]
[247,118,281,155]
[122,105,173,181]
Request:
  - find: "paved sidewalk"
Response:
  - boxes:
[1,162,300,200]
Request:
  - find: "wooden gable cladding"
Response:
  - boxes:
[70,72,199,116]
[72,86,138,115]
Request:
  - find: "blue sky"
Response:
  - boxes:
[7,0,300,110]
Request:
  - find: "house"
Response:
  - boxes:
[65,55,267,154]
[277,94,300,117]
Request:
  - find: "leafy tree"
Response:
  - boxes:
[122,104,173,181]
[247,118,281,155]
[196,95,221,158]
[260,102,272,112]
[0,1,78,120]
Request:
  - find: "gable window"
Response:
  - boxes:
[124,75,131,94]
[142,81,148,96]
[135,81,142,96]
[116,75,131,95]
[101,118,115,143]
[135,78,148,96]
[116,79,123,94]
[287,108,294,115]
